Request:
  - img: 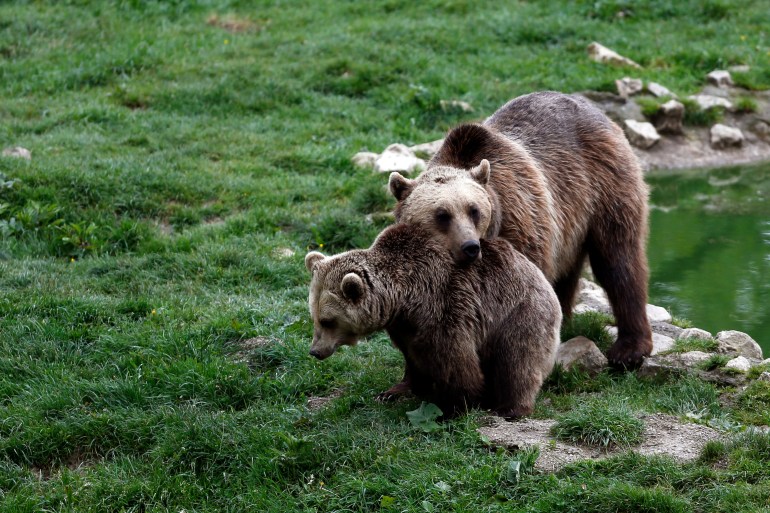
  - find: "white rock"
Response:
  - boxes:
[647,82,676,98]
[655,100,684,134]
[689,94,732,111]
[724,356,751,373]
[573,303,598,314]
[763,358,770,365]
[710,124,744,149]
[587,42,641,69]
[373,144,425,174]
[576,283,611,313]
[2,147,31,160]
[675,350,714,367]
[758,372,770,382]
[440,100,474,112]
[351,151,379,169]
[651,333,676,355]
[556,336,608,375]
[680,328,713,340]
[652,322,684,339]
[410,139,444,158]
[716,330,763,359]
[646,304,672,323]
[706,70,734,88]
[605,326,618,341]
[272,247,295,259]
[624,120,660,149]
[728,64,750,73]
[615,77,643,99]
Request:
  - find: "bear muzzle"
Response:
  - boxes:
[461,240,481,262]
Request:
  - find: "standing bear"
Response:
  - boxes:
[305,223,561,418]
[389,91,651,370]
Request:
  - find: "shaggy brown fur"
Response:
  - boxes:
[389,91,651,369]
[305,223,561,418]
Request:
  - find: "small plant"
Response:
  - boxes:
[698,440,727,464]
[698,354,731,371]
[551,400,644,450]
[636,97,666,119]
[666,336,718,354]
[670,317,694,329]
[561,311,615,353]
[734,96,758,113]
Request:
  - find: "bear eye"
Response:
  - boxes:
[435,209,452,226]
[319,319,337,329]
[469,205,480,224]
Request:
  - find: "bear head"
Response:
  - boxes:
[389,159,492,264]
[304,250,381,360]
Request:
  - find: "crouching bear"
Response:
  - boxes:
[305,223,561,418]
[389,91,652,369]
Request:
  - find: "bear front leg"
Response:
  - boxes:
[375,368,412,402]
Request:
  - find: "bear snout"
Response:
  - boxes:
[461,240,481,261]
[309,347,328,360]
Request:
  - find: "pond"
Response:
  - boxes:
[646,163,770,356]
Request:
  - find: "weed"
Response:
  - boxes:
[561,311,615,352]
[734,95,758,113]
[681,98,725,126]
[699,354,731,371]
[551,400,645,449]
[667,336,718,354]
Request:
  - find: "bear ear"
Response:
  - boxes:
[389,172,416,201]
[471,159,490,185]
[305,251,326,272]
[340,273,365,302]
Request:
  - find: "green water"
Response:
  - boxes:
[646,163,770,356]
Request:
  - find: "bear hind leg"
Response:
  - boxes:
[553,253,586,319]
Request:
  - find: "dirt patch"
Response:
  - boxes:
[31,450,94,480]
[306,389,344,412]
[206,14,264,33]
[479,413,723,472]
[232,336,274,364]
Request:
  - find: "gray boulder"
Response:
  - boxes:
[624,119,661,149]
[556,336,608,375]
[374,144,425,174]
[706,70,734,88]
[679,327,713,340]
[710,124,744,149]
[716,330,763,359]
[654,100,684,134]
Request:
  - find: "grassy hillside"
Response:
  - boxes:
[1,1,769,511]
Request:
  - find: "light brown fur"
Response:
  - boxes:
[305,224,561,418]
[390,91,652,368]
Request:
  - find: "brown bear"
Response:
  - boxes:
[305,223,561,418]
[388,91,651,369]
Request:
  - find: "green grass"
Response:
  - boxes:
[551,400,645,449]
[667,336,719,354]
[561,311,615,352]
[1,0,770,511]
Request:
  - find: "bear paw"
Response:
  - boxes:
[606,336,653,370]
[375,380,413,402]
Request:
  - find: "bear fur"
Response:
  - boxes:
[389,91,651,369]
[305,223,561,418]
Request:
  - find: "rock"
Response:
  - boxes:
[710,124,744,149]
[556,336,608,375]
[646,304,672,323]
[716,330,763,359]
[587,42,641,69]
[753,120,770,141]
[624,120,660,149]
[615,77,643,99]
[605,326,618,341]
[706,70,734,88]
[758,372,770,382]
[653,100,684,134]
[763,358,770,365]
[638,350,712,379]
[2,147,31,160]
[580,91,646,124]
[651,322,684,340]
[373,144,425,174]
[351,151,378,169]
[410,139,443,159]
[647,82,676,98]
[724,356,751,373]
[440,100,474,112]
[689,94,732,111]
[729,64,750,73]
[680,327,713,340]
[651,333,675,355]
[576,280,611,314]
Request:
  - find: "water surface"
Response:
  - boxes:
[646,163,770,356]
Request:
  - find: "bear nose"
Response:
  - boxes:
[309,348,323,360]
[461,240,481,260]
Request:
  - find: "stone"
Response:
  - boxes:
[710,124,744,149]
[651,322,684,340]
[579,91,645,124]
[647,82,676,98]
[654,100,684,134]
[439,100,474,112]
[728,64,750,73]
[587,42,641,69]
[605,326,618,341]
[706,70,734,88]
[646,304,672,323]
[2,147,31,160]
[351,151,378,169]
[638,350,712,379]
[651,333,675,355]
[615,77,643,99]
[689,94,732,111]
[763,358,770,365]
[758,372,770,382]
[716,330,763,359]
[272,247,295,259]
[724,356,751,373]
[410,139,443,158]
[373,144,425,174]
[556,336,608,375]
[624,120,660,149]
[753,120,770,141]
[576,280,611,314]
[680,327,713,340]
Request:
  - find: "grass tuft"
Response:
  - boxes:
[551,400,645,450]
[561,311,615,353]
